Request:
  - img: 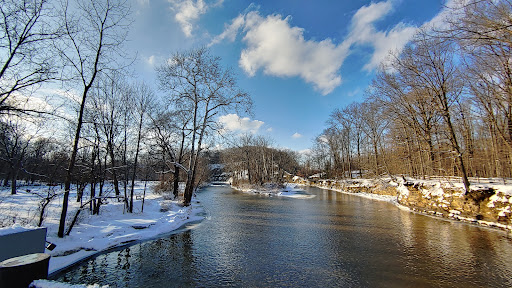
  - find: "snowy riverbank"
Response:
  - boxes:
[0,182,204,275]
[293,176,512,231]
[233,182,316,199]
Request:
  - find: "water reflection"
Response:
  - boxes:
[54,186,512,287]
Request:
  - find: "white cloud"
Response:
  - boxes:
[209,4,404,94]
[346,1,417,71]
[292,132,302,139]
[422,0,464,30]
[146,55,155,66]
[209,14,245,46]
[218,113,264,134]
[266,127,273,132]
[137,0,149,6]
[299,148,311,155]
[170,0,208,37]
[363,24,417,70]
[347,1,393,45]
[238,11,350,95]
[208,1,456,93]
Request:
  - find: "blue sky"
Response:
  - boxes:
[128,0,449,151]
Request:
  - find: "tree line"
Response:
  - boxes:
[307,0,512,192]
[220,134,300,186]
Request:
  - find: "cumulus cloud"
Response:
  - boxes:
[218,113,264,134]
[209,1,453,93]
[170,0,208,37]
[238,11,350,95]
[292,132,303,139]
[209,3,408,94]
[209,14,245,46]
[347,1,393,44]
[346,1,417,71]
[363,24,417,70]
[422,0,462,30]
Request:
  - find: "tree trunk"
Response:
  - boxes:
[173,131,186,198]
[129,111,144,213]
[10,169,17,195]
[441,96,471,193]
[58,90,88,238]
[173,168,180,198]
[108,143,121,197]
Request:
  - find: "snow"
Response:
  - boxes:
[0,182,204,275]
[30,279,109,288]
[277,184,316,199]
[0,223,38,236]
[234,183,316,199]
[312,182,397,204]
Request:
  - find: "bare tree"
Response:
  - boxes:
[371,66,441,177]
[128,82,154,213]
[448,0,512,177]
[56,0,131,238]
[157,47,252,205]
[387,30,470,191]
[0,0,62,115]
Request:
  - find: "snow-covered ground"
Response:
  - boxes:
[0,182,203,275]
[235,183,316,199]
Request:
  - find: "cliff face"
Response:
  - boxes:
[292,176,512,231]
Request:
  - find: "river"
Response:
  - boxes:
[53,185,512,287]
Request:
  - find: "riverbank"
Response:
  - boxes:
[0,182,203,275]
[232,182,315,199]
[292,176,512,232]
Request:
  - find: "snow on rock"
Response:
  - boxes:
[277,184,316,199]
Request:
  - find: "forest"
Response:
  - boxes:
[1,0,512,237]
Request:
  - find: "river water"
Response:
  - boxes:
[53,185,512,287]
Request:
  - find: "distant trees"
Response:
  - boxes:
[314,0,512,191]
[0,119,35,194]
[221,134,300,185]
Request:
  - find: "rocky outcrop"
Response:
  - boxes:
[292,176,512,231]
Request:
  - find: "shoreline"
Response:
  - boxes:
[48,208,204,277]
[47,199,204,275]
[301,179,512,233]
[0,183,205,276]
